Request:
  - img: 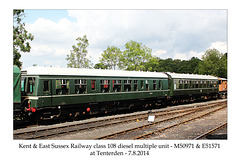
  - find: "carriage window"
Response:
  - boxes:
[113,80,122,92]
[207,81,210,88]
[203,81,207,88]
[43,80,49,92]
[184,80,189,89]
[100,80,110,93]
[199,81,203,88]
[91,80,96,90]
[140,80,144,89]
[21,77,26,92]
[56,79,70,95]
[75,79,87,94]
[133,80,138,91]
[26,77,35,94]
[213,81,218,87]
[146,80,149,91]
[195,81,199,88]
[190,80,193,88]
[124,80,132,92]
[210,81,213,88]
[173,79,178,89]
[153,80,157,90]
[179,80,184,89]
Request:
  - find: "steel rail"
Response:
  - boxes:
[96,103,226,140]
[193,122,227,140]
[14,100,224,133]
[133,105,226,140]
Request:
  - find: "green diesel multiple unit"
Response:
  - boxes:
[14,66,219,121]
[20,67,169,119]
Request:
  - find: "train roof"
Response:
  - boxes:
[166,72,218,80]
[21,66,168,78]
[218,77,227,81]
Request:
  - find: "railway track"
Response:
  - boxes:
[97,102,227,140]
[13,99,226,140]
[193,122,227,140]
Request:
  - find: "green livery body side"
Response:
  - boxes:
[13,65,21,104]
[22,74,169,109]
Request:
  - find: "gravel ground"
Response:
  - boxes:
[146,107,227,140]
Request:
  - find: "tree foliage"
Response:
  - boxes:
[99,46,122,70]
[93,39,227,78]
[144,57,202,74]
[13,9,34,69]
[197,48,227,78]
[66,35,92,68]
[119,40,152,71]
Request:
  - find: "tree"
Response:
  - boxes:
[66,35,92,68]
[94,63,108,69]
[143,56,202,74]
[144,56,160,72]
[188,57,202,74]
[120,40,152,71]
[218,53,227,78]
[197,48,227,77]
[13,9,34,68]
[99,46,122,70]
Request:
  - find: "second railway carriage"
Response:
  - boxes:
[21,67,169,120]
[166,72,219,102]
[218,77,227,98]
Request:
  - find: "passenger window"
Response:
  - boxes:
[203,81,207,88]
[75,79,87,94]
[21,77,26,92]
[100,80,110,93]
[56,79,69,95]
[140,80,144,89]
[195,81,199,88]
[133,80,138,91]
[153,80,157,90]
[199,81,203,88]
[173,79,178,89]
[190,81,193,88]
[43,80,49,92]
[27,77,35,94]
[145,80,149,91]
[210,81,213,88]
[179,80,184,89]
[184,80,189,89]
[124,80,132,92]
[207,81,210,88]
[91,80,96,90]
[113,80,122,92]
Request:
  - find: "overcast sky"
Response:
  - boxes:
[21,10,227,69]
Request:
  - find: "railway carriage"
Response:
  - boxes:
[20,67,169,120]
[218,77,227,98]
[166,72,219,102]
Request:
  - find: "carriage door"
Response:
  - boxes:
[43,79,52,106]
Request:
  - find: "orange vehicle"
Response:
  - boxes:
[218,78,227,98]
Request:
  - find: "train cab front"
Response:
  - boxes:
[21,76,39,120]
